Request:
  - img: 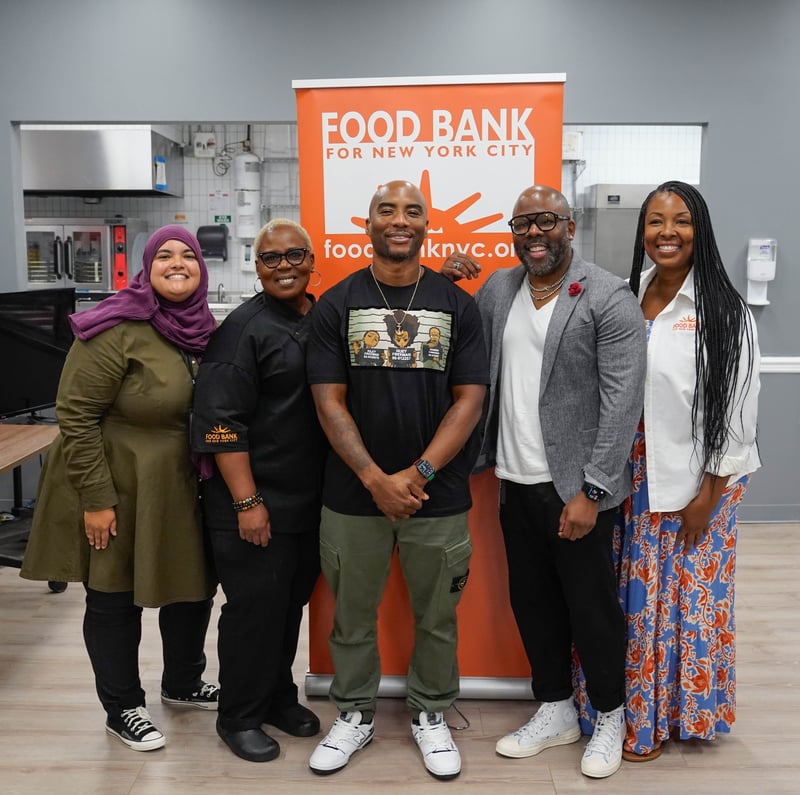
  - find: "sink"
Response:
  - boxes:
[208,302,236,321]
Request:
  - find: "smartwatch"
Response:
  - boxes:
[581,482,607,502]
[414,458,436,481]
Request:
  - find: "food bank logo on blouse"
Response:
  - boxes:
[205,425,239,444]
[672,314,697,331]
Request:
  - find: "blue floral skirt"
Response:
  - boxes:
[574,424,749,756]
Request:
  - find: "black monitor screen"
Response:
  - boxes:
[0,288,75,419]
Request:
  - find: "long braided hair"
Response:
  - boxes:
[629,180,756,476]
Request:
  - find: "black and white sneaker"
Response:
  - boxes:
[161,681,219,710]
[309,711,374,774]
[411,711,461,780]
[106,706,165,751]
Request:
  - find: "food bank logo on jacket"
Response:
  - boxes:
[205,425,239,443]
[672,314,697,331]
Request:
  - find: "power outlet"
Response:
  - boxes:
[194,132,217,159]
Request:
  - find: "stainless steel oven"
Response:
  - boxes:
[25,217,148,292]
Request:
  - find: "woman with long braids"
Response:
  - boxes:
[608,180,761,761]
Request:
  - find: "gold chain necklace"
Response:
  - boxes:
[369,264,423,334]
[528,273,566,302]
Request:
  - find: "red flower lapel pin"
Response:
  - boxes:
[568,282,582,297]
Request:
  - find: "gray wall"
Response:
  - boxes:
[1,0,798,519]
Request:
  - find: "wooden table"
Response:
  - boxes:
[0,423,59,568]
[0,423,60,478]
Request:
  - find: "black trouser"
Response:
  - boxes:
[208,527,321,732]
[499,480,625,713]
[82,586,213,719]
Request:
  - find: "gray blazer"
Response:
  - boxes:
[474,253,646,511]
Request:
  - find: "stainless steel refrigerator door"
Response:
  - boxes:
[585,184,656,278]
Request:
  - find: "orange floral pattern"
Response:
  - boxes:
[574,422,749,755]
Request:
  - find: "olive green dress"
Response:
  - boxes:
[20,321,215,608]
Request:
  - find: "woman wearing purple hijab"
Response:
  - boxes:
[21,226,220,752]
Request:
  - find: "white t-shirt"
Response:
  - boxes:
[495,280,555,484]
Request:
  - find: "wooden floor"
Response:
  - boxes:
[0,523,798,794]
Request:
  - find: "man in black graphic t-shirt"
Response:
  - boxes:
[307,180,488,781]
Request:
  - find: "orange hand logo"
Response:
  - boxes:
[350,169,503,234]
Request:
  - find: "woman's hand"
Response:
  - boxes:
[675,495,716,550]
[238,503,272,547]
[440,252,482,282]
[213,452,270,545]
[675,474,726,551]
[84,508,117,550]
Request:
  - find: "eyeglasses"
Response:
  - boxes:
[508,212,570,235]
[256,248,309,269]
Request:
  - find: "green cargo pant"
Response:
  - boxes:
[319,507,472,715]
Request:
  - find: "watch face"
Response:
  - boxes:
[415,459,435,480]
[582,483,605,502]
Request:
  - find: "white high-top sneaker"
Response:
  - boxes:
[581,704,625,778]
[495,699,581,758]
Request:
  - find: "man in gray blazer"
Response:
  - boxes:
[447,185,645,779]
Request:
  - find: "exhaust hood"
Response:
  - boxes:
[21,125,184,197]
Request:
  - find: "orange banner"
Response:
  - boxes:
[294,74,565,691]
[294,74,565,294]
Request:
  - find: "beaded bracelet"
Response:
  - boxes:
[232,492,264,513]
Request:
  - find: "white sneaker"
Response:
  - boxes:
[309,711,374,774]
[581,705,624,778]
[411,711,461,780]
[495,699,580,758]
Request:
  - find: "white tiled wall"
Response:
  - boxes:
[562,124,702,261]
[564,124,702,202]
[23,124,299,299]
[24,123,700,298]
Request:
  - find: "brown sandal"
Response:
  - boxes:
[622,740,663,763]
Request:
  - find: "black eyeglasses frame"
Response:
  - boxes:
[256,247,309,269]
[507,212,571,235]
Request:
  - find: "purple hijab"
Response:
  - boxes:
[69,225,217,356]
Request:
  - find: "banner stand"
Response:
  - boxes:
[294,74,566,699]
[305,673,534,701]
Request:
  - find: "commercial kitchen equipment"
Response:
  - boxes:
[24,217,148,292]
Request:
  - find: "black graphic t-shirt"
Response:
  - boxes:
[307,266,489,517]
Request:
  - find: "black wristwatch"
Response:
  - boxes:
[581,482,607,502]
[414,458,436,481]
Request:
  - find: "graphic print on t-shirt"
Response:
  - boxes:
[348,307,452,370]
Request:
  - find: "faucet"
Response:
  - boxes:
[217,282,225,303]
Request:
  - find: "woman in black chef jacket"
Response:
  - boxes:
[191,219,327,762]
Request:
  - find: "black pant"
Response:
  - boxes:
[499,480,625,712]
[208,527,321,732]
[82,587,213,719]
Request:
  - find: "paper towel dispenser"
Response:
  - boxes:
[197,225,229,262]
[21,126,184,197]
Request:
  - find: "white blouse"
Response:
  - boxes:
[639,266,761,512]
